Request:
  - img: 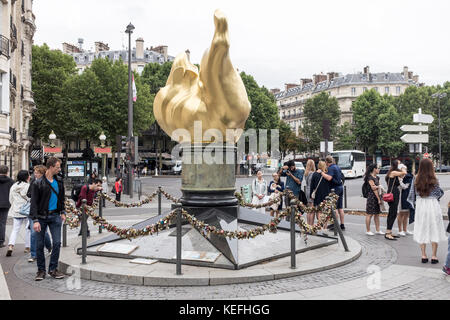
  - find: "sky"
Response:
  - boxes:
[33,0,450,90]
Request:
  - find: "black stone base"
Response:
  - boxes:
[180,190,238,207]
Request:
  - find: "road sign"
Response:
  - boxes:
[413,113,434,124]
[401,134,429,143]
[43,147,62,153]
[400,125,429,132]
[320,141,333,153]
[94,147,112,154]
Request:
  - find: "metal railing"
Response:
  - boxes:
[0,35,9,58]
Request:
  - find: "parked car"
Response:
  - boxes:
[379,165,390,174]
[435,165,450,173]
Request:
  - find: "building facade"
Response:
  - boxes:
[274,66,420,136]
[0,0,36,177]
[63,38,176,75]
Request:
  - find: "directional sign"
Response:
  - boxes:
[400,125,429,132]
[413,113,434,124]
[94,147,112,154]
[401,134,429,143]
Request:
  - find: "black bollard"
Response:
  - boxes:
[98,195,102,234]
[81,199,88,264]
[329,189,350,252]
[62,223,67,247]
[158,186,162,216]
[344,186,348,209]
[290,200,297,269]
[176,207,183,275]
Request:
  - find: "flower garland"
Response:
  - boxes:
[100,191,159,208]
[160,189,181,204]
[63,189,338,241]
[235,192,282,209]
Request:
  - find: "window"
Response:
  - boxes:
[385,87,389,94]
[351,87,356,96]
[396,86,401,95]
[363,87,367,92]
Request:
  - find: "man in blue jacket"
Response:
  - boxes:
[318,156,345,230]
[278,160,304,202]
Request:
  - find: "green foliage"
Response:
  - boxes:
[335,122,356,150]
[141,61,173,94]
[240,72,280,131]
[303,92,341,151]
[376,105,404,157]
[31,44,77,141]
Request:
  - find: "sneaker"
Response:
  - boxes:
[406,230,414,235]
[48,270,65,279]
[35,270,46,281]
[28,257,36,263]
[398,231,406,236]
[375,230,385,235]
[366,231,375,236]
[442,266,450,276]
[6,245,13,257]
[340,224,346,231]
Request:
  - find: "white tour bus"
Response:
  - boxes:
[331,150,366,178]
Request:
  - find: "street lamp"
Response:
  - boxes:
[99,131,107,179]
[125,22,135,198]
[49,130,56,148]
[431,92,447,173]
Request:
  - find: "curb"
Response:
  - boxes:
[58,236,362,287]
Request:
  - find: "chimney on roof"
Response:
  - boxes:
[363,66,370,74]
[403,66,409,80]
[136,38,144,59]
[285,83,298,91]
[78,38,84,51]
[270,88,281,94]
[300,78,312,88]
[185,49,190,61]
[327,72,339,83]
[95,41,110,53]
[413,75,419,83]
[313,74,327,85]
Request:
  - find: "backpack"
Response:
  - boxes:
[340,170,345,185]
[362,181,370,198]
[71,183,87,202]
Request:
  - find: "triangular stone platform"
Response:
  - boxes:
[83,206,337,270]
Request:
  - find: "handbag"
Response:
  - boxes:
[19,201,31,216]
[382,177,395,203]
[311,175,323,200]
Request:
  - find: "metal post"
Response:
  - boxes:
[158,186,162,216]
[98,195,102,234]
[330,207,350,252]
[344,186,347,209]
[126,23,134,199]
[290,200,297,269]
[438,97,442,173]
[176,207,182,275]
[62,223,67,247]
[81,199,88,264]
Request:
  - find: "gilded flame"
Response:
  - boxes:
[153,10,251,143]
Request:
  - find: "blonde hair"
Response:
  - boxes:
[305,159,316,177]
[317,161,327,172]
[33,165,47,175]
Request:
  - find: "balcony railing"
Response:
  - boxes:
[0,35,9,58]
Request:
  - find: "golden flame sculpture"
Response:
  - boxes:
[153,10,251,143]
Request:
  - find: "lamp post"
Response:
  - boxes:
[431,92,447,173]
[99,131,107,179]
[49,130,56,148]
[125,22,135,198]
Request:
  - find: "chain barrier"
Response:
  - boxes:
[63,189,338,241]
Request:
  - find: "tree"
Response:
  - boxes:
[31,44,77,142]
[376,105,404,160]
[335,122,356,150]
[240,72,280,131]
[141,61,173,95]
[352,89,388,155]
[303,92,341,152]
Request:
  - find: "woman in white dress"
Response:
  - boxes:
[407,158,446,264]
[252,170,268,214]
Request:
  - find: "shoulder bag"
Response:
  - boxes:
[311,175,323,200]
[382,177,395,203]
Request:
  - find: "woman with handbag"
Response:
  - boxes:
[310,161,331,227]
[384,160,406,240]
[6,170,31,257]
[364,164,384,236]
[407,159,446,264]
